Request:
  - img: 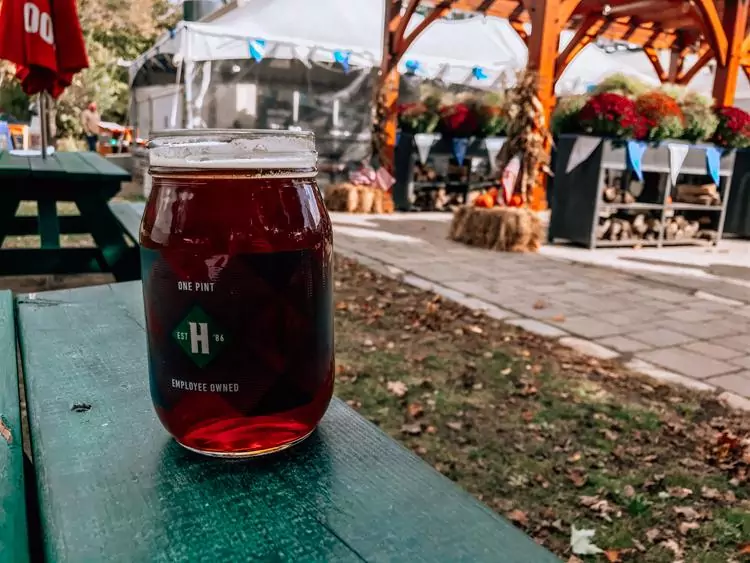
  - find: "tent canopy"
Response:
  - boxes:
[130,0,524,87]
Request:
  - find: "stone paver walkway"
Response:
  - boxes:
[331,212,750,410]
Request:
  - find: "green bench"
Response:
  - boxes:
[0,152,138,280]
[4,280,560,562]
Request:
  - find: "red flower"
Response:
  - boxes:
[580,93,641,139]
[713,106,750,148]
[439,103,479,137]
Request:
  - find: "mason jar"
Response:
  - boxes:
[140,130,334,457]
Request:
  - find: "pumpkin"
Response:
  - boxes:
[474,193,495,208]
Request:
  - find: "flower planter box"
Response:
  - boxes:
[549,134,736,249]
[393,131,506,211]
[725,149,750,237]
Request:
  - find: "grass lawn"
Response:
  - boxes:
[333,256,750,563]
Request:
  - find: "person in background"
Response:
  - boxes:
[81,102,100,151]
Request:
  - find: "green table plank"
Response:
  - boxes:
[16,282,558,563]
[0,248,105,276]
[28,155,66,179]
[53,152,101,180]
[0,291,30,563]
[109,201,144,241]
[0,152,31,178]
[76,152,131,181]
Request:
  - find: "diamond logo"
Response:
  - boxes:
[172,306,228,368]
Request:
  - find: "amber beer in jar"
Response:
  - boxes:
[140,130,334,457]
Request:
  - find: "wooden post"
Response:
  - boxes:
[713,0,749,106]
[527,0,566,211]
[668,48,685,82]
[371,0,402,172]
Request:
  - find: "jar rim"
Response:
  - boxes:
[148,128,317,171]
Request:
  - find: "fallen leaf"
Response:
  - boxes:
[601,429,619,441]
[426,425,437,434]
[645,528,661,543]
[501,367,512,376]
[632,539,646,552]
[407,402,424,418]
[446,421,463,431]
[507,509,529,527]
[701,486,721,500]
[363,338,374,347]
[550,314,566,322]
[667,487,693,499]
[533,299,548,310]
[739,543,750,555]
[568,452,582,463]
[568,470,588,488]
[386,380,408,397]
[570,525,604,555]
[468,325,484,334]
[660,539,683,558]
[622,485,635,498]
[566,557,583,563]
[674,506,700,521]
[400,423,422,436]
[679,522,700,535]
[605,549,622,562]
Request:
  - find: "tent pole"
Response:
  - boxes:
[40,93,48,159]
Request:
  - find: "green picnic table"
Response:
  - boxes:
[0,283,560,562]
[0,151,139,280]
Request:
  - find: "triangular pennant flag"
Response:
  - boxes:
[705,146,722,185]
[452,137,470,166]
[501,155,521,204]
[626,140,648,181]
[667,143,690,186]
[333,50,351,73]
[413,133,440,164]
[565,136,602,174]
[472,66,488,80]
[484,137,506,172]
[249,39,266,63]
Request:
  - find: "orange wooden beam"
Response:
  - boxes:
[713,0,749,106]
[559,0,583,23]
[691,0,729,65]
[667,46,688,82]
[677,45,713,85]
[555,14,607,80]
[643,46,668,82]
[393,0,423,50]
[743,63,750,84]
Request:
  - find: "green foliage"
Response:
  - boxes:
[680,92,719,142]
[593,73,650,99]
[0,66,31,122]
[0,0,179,138]
[551,95,589,135]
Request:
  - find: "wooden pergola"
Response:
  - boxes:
[375,0,750,168]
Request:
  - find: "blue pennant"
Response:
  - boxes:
[705,146,722,185]
[396,131,401,146]
[472,66,488,80]
[626,140,648,182]
[452,138,470,166]
[248,39,266,63]
[333,50,351,73]
[405,59,421,74]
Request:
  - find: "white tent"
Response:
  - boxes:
[129,0,524,87]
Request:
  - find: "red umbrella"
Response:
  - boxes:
[0,0,89,98]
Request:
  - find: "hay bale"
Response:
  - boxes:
[449,206,542,253]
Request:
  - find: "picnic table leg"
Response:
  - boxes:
[0,194,21,248]
[38,197,61,249]
[75,193,139,282]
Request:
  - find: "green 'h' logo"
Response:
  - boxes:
[172,306,228,368]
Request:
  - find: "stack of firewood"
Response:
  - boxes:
[597,214,662,242]
[602,186,636,204]
[324,183,395,214]
[449,205,543,252]
[675,184,721,206]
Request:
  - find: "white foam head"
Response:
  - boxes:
[148,129,318,176]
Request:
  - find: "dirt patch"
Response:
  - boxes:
[333,255,750,562]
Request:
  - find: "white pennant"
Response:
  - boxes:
[667,143,690,186]
[413,133,440,164]
[484,137,506,172]
[565,136,602,174]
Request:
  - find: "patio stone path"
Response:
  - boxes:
[331,212,750,409]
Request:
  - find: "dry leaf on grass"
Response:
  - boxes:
[674,506,700,521]
[387,380,408,397]
[679,522,700,535]
[400,423,422,436]
[667,487,693,499]
[507,509,529,527]
[645,528,661,543]
[604,550,622,562]
[407,402,424,418]
[446,421,463,431]
[570,526,604,555]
